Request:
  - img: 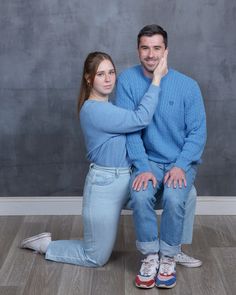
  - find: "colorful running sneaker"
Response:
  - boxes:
[174,251,202,268]
[156,256,176,289]
[135,254,159,289]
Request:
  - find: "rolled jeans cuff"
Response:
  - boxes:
[160,239,181,257]
[136,240,159,255]
[181,229,193,244]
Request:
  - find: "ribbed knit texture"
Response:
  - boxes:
[116,65,207,173]
[79,84,160,167]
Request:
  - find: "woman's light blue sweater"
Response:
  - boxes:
[80,84,160,167]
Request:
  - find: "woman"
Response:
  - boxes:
[20,51,167,267]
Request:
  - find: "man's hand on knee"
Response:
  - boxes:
[164,167,187,188]
[132,172,157,191]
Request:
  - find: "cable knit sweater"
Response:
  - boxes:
[116,65,207,173]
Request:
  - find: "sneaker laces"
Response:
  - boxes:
[176,252,193,262]
[160,257,175,275]
[140,257,159,276]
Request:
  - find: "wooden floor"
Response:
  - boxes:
[0,215,235,295]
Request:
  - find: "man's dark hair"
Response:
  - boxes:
[137,24,168,48]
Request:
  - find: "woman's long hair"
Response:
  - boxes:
[78,52,116,113]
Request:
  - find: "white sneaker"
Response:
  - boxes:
[20,232,52,254]
[174,251,202,268]
[135,254,159,289]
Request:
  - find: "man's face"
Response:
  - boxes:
[138,34,166,78]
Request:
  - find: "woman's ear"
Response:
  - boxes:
[84,74,91,86]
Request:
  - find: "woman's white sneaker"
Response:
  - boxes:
[20,232,52,254]
[174,251,202,268]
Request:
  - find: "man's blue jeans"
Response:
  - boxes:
[129,160,197,257]
[124,183,197,245]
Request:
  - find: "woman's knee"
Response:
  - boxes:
[95,255,110,267]
[85,250,110,267]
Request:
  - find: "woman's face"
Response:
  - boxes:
[90,59,116,99]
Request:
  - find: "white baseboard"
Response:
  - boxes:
[0,196,235,216]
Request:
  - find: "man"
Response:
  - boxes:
[116,24,206,289]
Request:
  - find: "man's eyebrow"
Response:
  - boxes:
[140,45,162,48]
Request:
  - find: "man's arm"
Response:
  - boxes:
[164,81,207,188]
[175,81,207,171]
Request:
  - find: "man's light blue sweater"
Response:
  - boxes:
[116,65,207,173]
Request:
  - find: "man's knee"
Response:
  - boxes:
[161,185,196,208]
[130,182,155,209]
[162,187,186,209]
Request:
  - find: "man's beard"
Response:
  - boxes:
[143,58,160,73]
[142,61,159,74]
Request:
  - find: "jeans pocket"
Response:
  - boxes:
[92,172,115,186]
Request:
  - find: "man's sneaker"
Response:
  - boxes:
[174,251,202,268]
[156,256,176,289]
[135,254,159,289]
[20,232,52,254]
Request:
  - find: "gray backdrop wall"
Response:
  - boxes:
[0,0,235,196]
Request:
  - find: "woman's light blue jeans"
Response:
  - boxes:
[130,160,197,257]
[45,164,130,267]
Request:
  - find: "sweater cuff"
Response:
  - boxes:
[148,84,161,94]
[174,158,191,173]
[133,160,152,176]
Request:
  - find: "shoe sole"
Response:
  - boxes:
[135,282,155,289]
[156,282,176,289]
[176,261,202,268]
[135,275,156,289]
[20,232,51,248]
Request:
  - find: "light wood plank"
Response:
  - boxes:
[91,251,125,295]
[0,215,235,295]
[0,218,49,286]
[212,247,236,295]
[22,255,63,295]
[0,217,23,268]
[57,264,94,295]
[0,286,21,295]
